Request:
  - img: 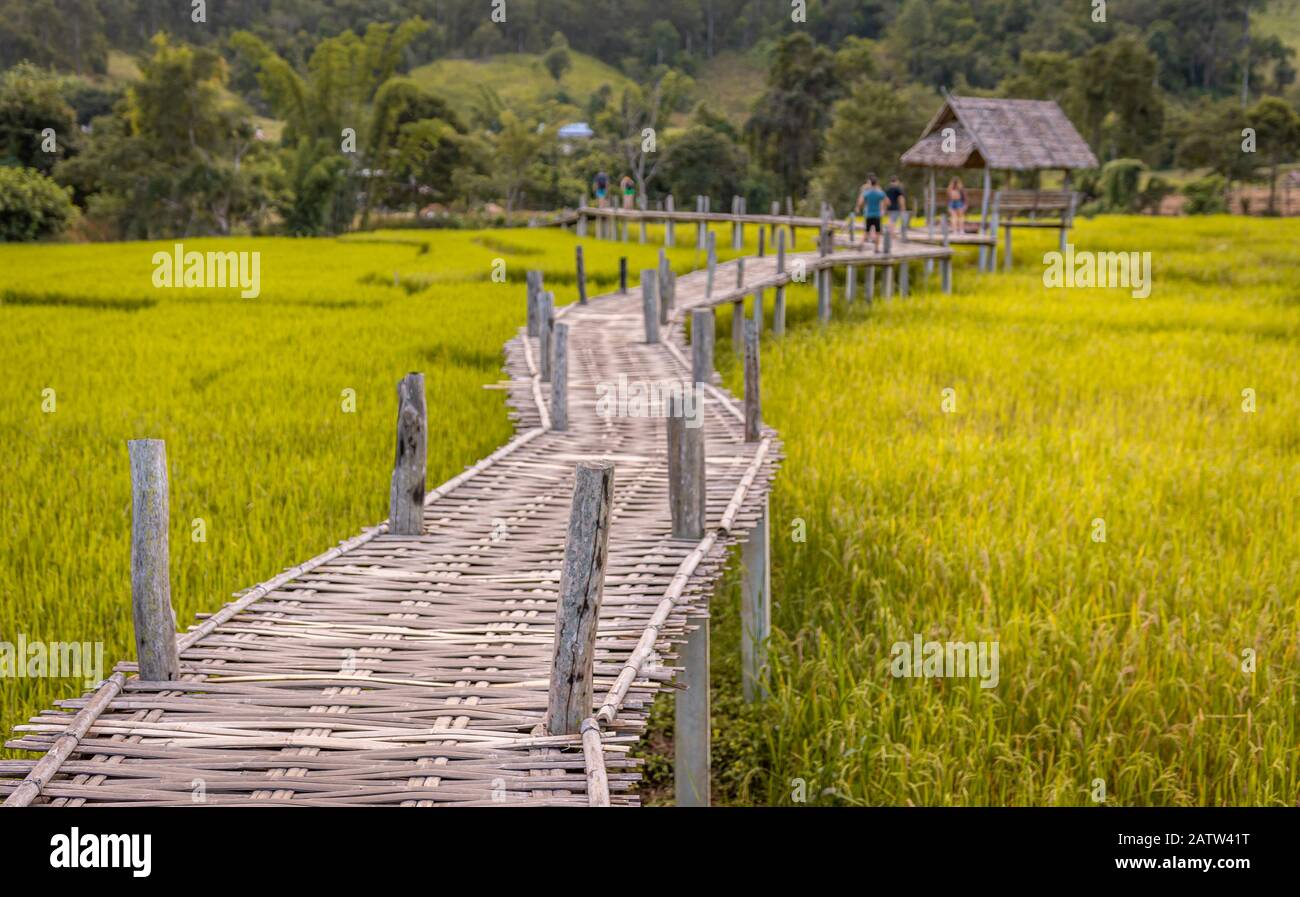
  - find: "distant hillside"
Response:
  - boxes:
[1255,0,1300,58]
[408,51,636,124]
[692,50,767,126]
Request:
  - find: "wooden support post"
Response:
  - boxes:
[942,257,953,294]
[928,170,936,240]
[526,270,541,337]
[388,374,428,536]
[696,195,705,249]
[743,318,761,442]
[884,265,895,299]
[989,210,1000,272]
[676,612,710,806]
[128,439,180,682]
[867,265,876,301]
[665,194,675,247]
[741,495,771,703]
[900,260,910,297]
[753,286,765,332]
[538,292,554,382]
[1004,224,1013,271]
[786,195,796,246]
[642,270,659,344]
[769,200,780,244]
[731,196,741,250]
[732,298,743,356]
[846,265,856,303]
[774,227,787,337]
[848,213,856,243]
[817,266,831,324]
[659,269,674,327]
[577,212,587,238]
[758,227,766,258]
[546,461,616,736]
[1059,223,1068,255]
[576,245,588,304]
[667,392,706,540]
[705,231,717,298]
[551,323,569,431]
[691,308,714,385]
[735,255,745,289]
[619,256,628,294]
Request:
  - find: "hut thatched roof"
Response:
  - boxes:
[901,95,1099,172]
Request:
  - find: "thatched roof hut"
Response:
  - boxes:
[901,96,1098,172]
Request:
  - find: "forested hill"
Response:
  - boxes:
[3,0,1295,101]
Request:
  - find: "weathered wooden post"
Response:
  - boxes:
[753,286,764,332]
[539,292,555,382]
[388,374,428,536]
[928,170,937,240]
[867,265,877,302]
[988,208,1000,272]
[817,264,831,324]
[665,194,675,247]
[1004,223,1013,271]
[785,195,795,248]
[942,257,953,294]
[732,298,744,356]
[667,388,708,807]
[658,256,673,326]
[128,439,181,681]
[696,195,706,249]
[941,214,950,247]
[774,228,787,337]
[741,494,770,703]
[691,308,714,385]
[576,245,588,304]
[619,256,628,294]
[551,323,569,432]
[883,227,892,256]
[577,197,588,237]
[769,200,780,244]
[705,231,717,298]
[638,196,647,243]
[545,461,616,736]
[758,227,766,258]
[848,214,856,243]
[731,195,741,249]
[846,265,856,302]
[526,270,541,337]
[884,265,895,300]
[900,260,910,298]
[743,318,761,443]
[642,270,659,344]
[735,255,745,289]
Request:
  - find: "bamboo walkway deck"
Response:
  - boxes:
[2,240,957,807]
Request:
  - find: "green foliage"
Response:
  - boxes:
[0,165,76,240]
[0,63,78,174]
[1183,174,1228,214]
[1245,95,1300,213]
[1097,158,1147,213]
[660,124,748,201]
[543,32,573,83]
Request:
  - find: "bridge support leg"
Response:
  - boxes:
[128,439,181,682]
[846,265,856,303]
[884,265,895,300]
[900,261,910,298]
[942,258,953,294]
[741,495,771,703]
[817,267,831,324]
[867,266,876,302]
[676,616,710,806]
[773,286,786,336]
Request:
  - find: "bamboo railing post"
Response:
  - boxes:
[128,439,180,681]
[705,231,717,298]
[731,195,740,249]
[769,200,779,244]
[667,393,705,540]
[743,318,761,442]
[551,323,569,432]
[741,495,771,703]
[691,309,715,389]
[732,298,744,355]
[388,374,428,536]
[665,194,675,247]
[658,249,672,325]
[696,195,705,249]
[577,197,588,238]
[619,256,628,294]
[642,269,659,344]
[545,461,616,736]
[539,291,555,381]
[817,264,831,324]
[752,286,764,332]
[735,255,745,289]
[774,227,787,337]
[758,227,766,258]
[526,270,541,337]
[576,245,588,304]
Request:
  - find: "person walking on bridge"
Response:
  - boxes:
[885,175,907,238]
[855,174,888,251]
[593,171,610,208]
[620,174,636,210]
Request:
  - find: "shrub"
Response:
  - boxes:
[0,165,77,241]
[1183,173,1227,215]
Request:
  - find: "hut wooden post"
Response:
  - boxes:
[525,270,541,337]
[1004,223,1013,271]
[978,167,993,271]
[774,228,787,337]
[705,231,717,298]
[927,171,937,239]
[665,194,675,247]
[691,308,714,385]
[743,318,761,442]
[388,374,427,536]
[989,208,1000,272]
[551,323,569,432]
[642,270,659,344]
[545,461,616,736]
[128,439,181,682]
[539,292,555,382]
[576,245,588,304]
[741,495,771,703]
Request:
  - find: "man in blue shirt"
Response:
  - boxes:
[854,174,888,251]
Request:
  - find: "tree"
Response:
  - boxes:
[543,32,572,82]
[810,80,934,211]
[1069,36,1164,164]
[1245,96,1300,215]
[599,67,692,202]
[494,111,548,212]
[0,165,77,240]
[745,32,842,200]
[0,63,78,174]
[661,124,747,200]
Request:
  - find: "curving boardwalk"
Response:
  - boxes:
[2,241,954,807]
